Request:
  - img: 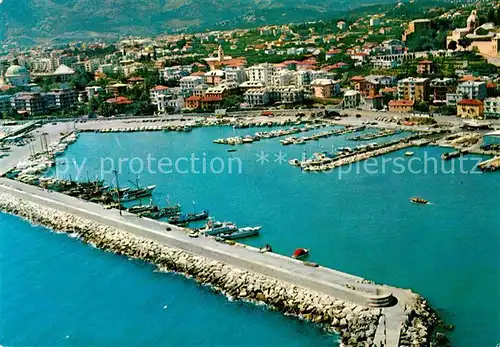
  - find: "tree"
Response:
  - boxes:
[414,101,430,113]
[97,102,114,117]
[448,40,457,51]
[458,38,471,50]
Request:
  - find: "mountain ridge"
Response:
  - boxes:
[0,0,392,45]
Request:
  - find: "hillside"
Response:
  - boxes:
[0,0,392,45]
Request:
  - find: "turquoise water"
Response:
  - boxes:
[0,213,335,346]
[5,126,500,346]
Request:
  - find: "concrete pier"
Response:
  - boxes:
[0,177,439,346]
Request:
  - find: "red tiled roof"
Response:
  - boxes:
[366,94,383,99]
[350,76,366,81]
[185,95,202,101]
[486,82,496,88]
[106,96,133,105]
[201,96,221,102]
[326,49,342,54]
[152,85,169,91]
[458,99,483,106]
[127,77,145,82]
[190,71,205,76]
[459,76,480,82]
[389,100,415,106]
[418,60,433,64]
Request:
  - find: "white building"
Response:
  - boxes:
[271,70,295,87]
[85,86,103,99]
[343,90,361,108]
[180,76,205,90]
[52,64,75,82]
[244,88,270,107]
[294,70,312,87]
[157,94,184,113]
[246,63,276,86]
[269,86,304,104]
[456,81,487,100]
[446,93,463,106]
[370,16,381,27]
[4,65,31,87]
[150,85,170,105]
[484,97,500,118]
[224,67,246,84]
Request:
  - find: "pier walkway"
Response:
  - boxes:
[0,177,412,346]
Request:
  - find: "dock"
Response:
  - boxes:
[478,156,500,172]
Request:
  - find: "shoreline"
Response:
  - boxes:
[0,183,445,347]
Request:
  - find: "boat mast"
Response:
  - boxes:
[113,169,122,216]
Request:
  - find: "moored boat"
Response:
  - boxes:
[219,226,261,240]
[405,151,414,156]
[441,151,461,160]
[292,248,309,259]
[118,185,156,202]
[168,210,209,225]
[201,219,238,236]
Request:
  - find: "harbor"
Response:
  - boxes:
[1,112,499,346]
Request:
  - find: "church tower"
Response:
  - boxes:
[217,45,225,62]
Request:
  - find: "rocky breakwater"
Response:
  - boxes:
[399,296,448,347]
[0,192,447,346]
[0,192,381,345]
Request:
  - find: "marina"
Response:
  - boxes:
[1,114,499,347]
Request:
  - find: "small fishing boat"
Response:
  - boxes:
[118,185,156,202]
[405,151,414,157]
[127,204,157,214]
[441,151,461,160]
[219,226,261,240]
[140,204,181,219]
[227,148,237,152]
[410,197,429,205]
[168,210,209,225]
[292,248,309,259]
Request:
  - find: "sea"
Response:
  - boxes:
[1,125,499,346]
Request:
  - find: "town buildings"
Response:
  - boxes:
[4,65,31,87]
[457,99,484,119]
[397,78,430,102]
[430,78,455,104]
[343,90,361,109]
[180,76,205,90]
[388,99,414,113]
[484,97,500,118]
[456,81,487,101]
[402,19,431,41]
[310,79,340,99]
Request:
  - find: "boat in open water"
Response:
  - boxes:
[410,197,429,204]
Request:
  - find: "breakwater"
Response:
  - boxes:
[294,132,443,172]
[78,118,316,134]
[0,183,444,347]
